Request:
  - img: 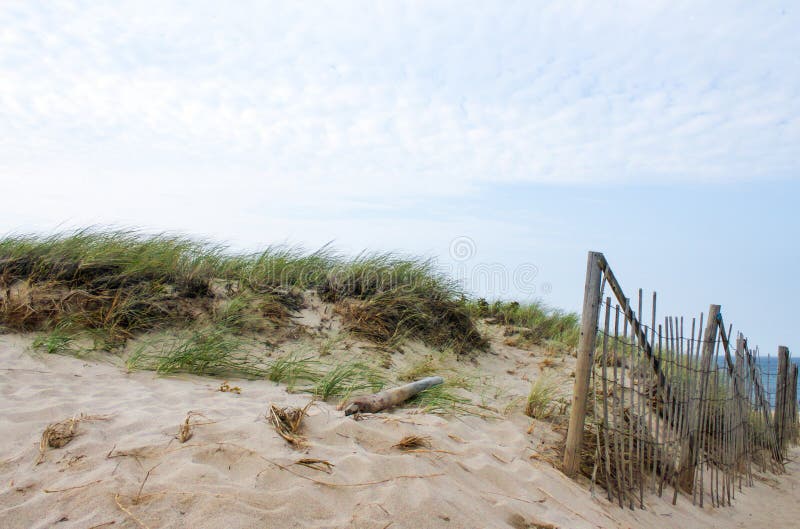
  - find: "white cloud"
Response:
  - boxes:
[1,1,797,210]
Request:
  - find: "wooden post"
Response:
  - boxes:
[745,346,782,467]
[734,335,751,486]
[563,251,604,478]
[717,317,748,485]
[791,364,798,442]
[685,304,720,496]
[775,346,790,451]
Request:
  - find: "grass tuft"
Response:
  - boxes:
[471,299,579,350]
[126,327,264,378]
[37,413,109,464]
[409,384,472,415]
[398,354,442,382]
[266,353,320,387]
[392,435,432,450]
[311,361,385,401]
[32,328,76,355]
[525,375,558,419]
[268,402,312,447]
[338,289,486,354]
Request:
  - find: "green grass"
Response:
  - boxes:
[212,292,294,333]
[266,352,320,386]
[470,299,580,349]
[318,332,347,356]
[409,384,472,415]
[2,228,590,367]
[126,327,265,378]
[310,361,385,400]
[0,228,486,353]
[398,354,443,382]
[32,329,76,355]
[525,374,559,419]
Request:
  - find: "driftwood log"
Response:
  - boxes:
[344,376,444,416]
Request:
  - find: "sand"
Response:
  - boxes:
[1,333,799,529]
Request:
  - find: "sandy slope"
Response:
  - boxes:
[1,334,798,529]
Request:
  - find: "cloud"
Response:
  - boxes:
[1,1,797,210]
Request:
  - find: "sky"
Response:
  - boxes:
[0,1,798,353]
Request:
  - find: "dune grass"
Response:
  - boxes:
[5,229,579,420]
[0,228,486,353]
[525,374,559,419]
[310,361,385,400]
[3,227,588,407]
[409,383,473,415]
[470,299,580,350]
[398,354,443,382]
[265,352,320,386]
[32,328,77,356]
[338,289,486,354]
[126,327,267,378]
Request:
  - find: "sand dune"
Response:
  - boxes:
[1,335,798,529]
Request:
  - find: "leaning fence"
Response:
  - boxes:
[563,251,798,509]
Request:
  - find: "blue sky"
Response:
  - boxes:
[0,1,798,353]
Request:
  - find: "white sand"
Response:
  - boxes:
[1,334,798,529]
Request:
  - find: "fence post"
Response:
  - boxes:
[563,251,604,478]
[791,364,798,442]
[776,346,790,451]
[683,304,720,495]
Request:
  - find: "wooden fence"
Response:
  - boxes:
[563,251,798,509]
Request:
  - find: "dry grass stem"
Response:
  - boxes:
[268,401,312,447]
[177,411,213,443]
[43,479,104,493]
[37,413,109,463]
[135,463,162,504]
[294,457,334,474]
[392,435,431,450]
[87,521,116,529]
[114,493,152,529]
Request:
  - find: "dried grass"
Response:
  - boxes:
[268,402,312,447]
[392,435,432,450]
[294,457,334,474]
[115,492,152,529]
[539,358,556,370]
[336,289,486,354]
[37,413,109,463]
[177,411,210,443]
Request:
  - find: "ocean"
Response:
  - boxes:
[750,356,799,408]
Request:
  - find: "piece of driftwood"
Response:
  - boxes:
[344,376,443,416]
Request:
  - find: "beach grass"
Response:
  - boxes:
[126,327,267,378]
[310,361,386,400]
[265,352,321,386]
[32,328,77,356]
[410,383,473,415]
[525,374,559,419]
[0,228,486,352]
[470,299,579,349]
[2,228,584,384]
